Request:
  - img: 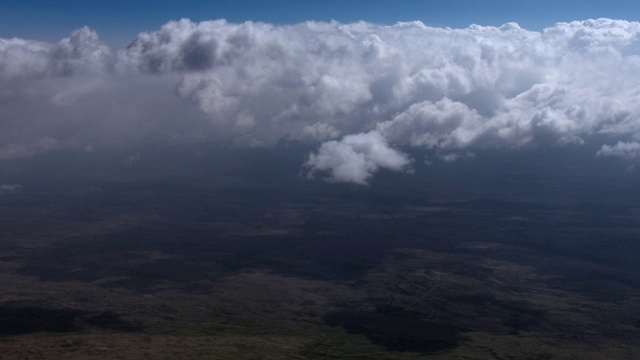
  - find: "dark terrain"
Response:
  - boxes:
[1,144,639,359]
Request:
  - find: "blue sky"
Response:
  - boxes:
[2,0,639,47]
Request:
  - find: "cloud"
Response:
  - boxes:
[304,131,411,185]
[0,137,72,159]
[0,183,22,194]
[597,141,640,159]
[0,27,111,79]
[1,18,640,183]
[125,151,141,165]
[439,151,476,163]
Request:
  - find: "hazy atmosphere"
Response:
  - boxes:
[1,1,640,359]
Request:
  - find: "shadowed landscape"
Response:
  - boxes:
[1,145,640,359]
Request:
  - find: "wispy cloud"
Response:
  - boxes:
[597,141,640,159]
[0,183,22,194]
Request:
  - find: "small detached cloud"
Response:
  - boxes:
[0,184,22,194]
[125,151,142,165]
[304,131,411,185]
[597,141,640,160]
[439,151,476,163]
[0,137,72,160]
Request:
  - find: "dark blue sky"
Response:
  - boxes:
[2,0,639,46]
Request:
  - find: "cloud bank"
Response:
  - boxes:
[2,18,640,183]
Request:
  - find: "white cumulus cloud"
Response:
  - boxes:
[1,18,640,183]
[304,131,411,185]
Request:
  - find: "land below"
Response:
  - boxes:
[1,146,639,359]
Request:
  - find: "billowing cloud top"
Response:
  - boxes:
[2,18,640,183]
